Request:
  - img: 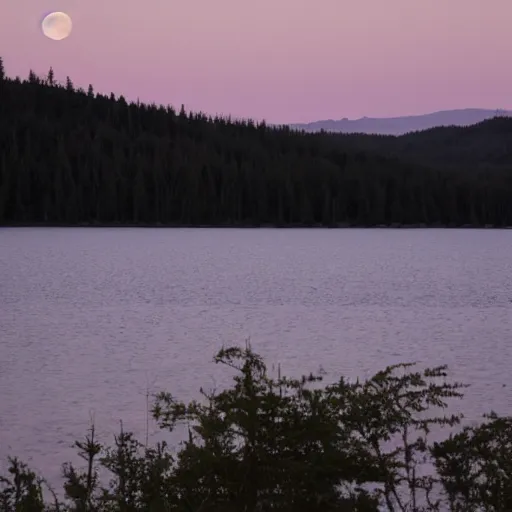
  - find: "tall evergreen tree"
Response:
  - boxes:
[28,69,38,84]
[47,66,55,86]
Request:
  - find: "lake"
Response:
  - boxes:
[1,227,512,486]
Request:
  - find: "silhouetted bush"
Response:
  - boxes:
[2,343,511,511]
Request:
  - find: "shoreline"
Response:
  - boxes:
[1,223,512,229]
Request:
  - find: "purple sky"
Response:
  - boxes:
[1,0,511,123]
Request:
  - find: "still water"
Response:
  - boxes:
[1,227,512,485]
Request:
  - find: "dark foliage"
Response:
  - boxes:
[2,343,512,511]
[323,117,512,171]
[1,59,512,227]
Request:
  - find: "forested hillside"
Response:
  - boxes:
[1,58,512,227]
[327,117,512,170]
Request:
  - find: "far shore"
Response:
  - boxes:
[2,222,512,229]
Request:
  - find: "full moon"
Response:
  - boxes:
[41,12,72,41]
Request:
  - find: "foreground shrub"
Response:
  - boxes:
[1,343,511,511]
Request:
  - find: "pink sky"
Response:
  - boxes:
[1,0,511,123]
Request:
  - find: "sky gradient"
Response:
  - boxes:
[1,0,511,123]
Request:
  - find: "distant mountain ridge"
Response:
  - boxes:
[290,108,512,135]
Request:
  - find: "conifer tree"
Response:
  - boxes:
[47,66,55,86]
[28,69,38,84]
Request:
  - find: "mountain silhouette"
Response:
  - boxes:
[290,108,512,135]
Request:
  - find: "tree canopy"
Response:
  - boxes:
[1,58,512,227]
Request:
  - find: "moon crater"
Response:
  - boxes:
[42,12,72,41]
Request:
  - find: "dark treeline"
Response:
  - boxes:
[323,117,512,171]
[1,57,512,227]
